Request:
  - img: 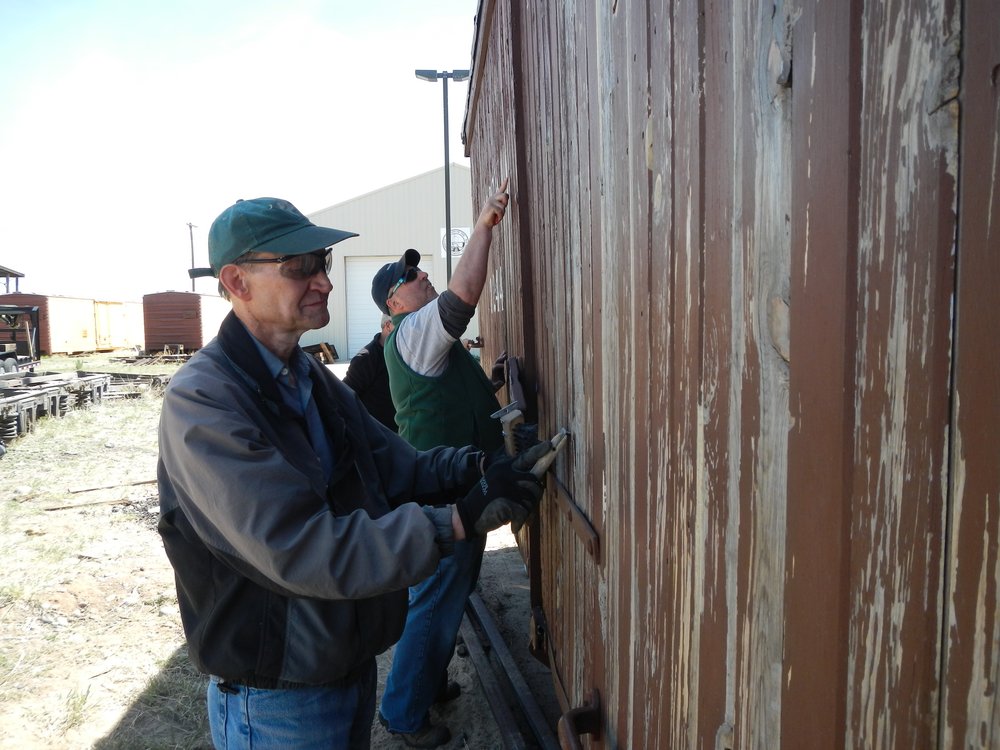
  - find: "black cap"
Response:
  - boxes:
[371,248,421,315]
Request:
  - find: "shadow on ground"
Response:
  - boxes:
[93,646,211,750]
[94,541,560,749]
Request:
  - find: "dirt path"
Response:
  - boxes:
[0,370,559,749]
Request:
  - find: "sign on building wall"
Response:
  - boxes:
[440,227,471,258]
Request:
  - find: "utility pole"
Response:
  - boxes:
[187,223,197,292]
[415,69,470,284]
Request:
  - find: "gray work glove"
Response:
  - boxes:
[457,441,551,536]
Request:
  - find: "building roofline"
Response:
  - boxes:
[308,163,470,216]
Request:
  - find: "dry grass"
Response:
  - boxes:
[1,350,537,749]
[0,351,207,748]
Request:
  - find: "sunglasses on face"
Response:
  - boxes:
[236,248,333,280]
[387,267,419,300]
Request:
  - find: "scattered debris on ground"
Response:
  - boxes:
[0,351,561,749]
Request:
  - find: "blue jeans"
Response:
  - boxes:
[379,536,486,732]
[207,658,376,749]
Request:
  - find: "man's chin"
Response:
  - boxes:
[303,309,330,330]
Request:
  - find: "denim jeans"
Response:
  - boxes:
[207,658,376,749]
[379,536,486,732]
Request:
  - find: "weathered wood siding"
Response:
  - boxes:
[464,0,999,747]
[940,0,1000,747]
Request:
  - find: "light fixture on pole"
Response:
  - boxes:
[187,222,197,292]
[415,68,470,284]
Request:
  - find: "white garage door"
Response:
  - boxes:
[345,258,434,359]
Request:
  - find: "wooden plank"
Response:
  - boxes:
[940,0,1000,745]
[662,0,710,745]
[782,0,853,745]
[645,0,683,745]
[458,617,527,750]
[847,0,956,746]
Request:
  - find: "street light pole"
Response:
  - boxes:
[415,68,470,284]
[187,222,197,292]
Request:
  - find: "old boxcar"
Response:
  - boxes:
[463,0,999,747]
[0,293,143,354]
[142,291,229,353]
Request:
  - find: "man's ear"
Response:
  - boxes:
[219,265,251,301]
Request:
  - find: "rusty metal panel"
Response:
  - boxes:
[0,293,51,354]
[143,292,199,352]
[142,292,227,352]
[465,0,994,747]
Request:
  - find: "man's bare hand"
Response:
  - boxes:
[477,177,510,228]
[449,178,510,305]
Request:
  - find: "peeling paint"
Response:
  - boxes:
[465,0,990,746]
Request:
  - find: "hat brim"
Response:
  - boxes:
[253,224,358,257]
[386,248,421,284]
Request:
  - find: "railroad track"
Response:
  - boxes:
[0,370,115,445]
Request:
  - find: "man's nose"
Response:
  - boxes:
[311,271,333,292]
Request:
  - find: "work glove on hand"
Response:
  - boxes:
[510,439,554,475]
[507,440,555,532]
[476,434,545,477]
[460,441,553,536]
[490,351,508,392]
[477,444,510,475]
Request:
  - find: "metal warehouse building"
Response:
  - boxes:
[304,165,475,360]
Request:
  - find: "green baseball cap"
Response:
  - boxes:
[189,197,358,278]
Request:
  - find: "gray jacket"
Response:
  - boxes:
[157,312,479,686]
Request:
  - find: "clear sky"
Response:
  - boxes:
[0,0,479,301]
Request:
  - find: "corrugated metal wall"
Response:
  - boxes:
[0,293,51,354]
[464,0,999,747]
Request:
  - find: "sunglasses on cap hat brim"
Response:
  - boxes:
[387,267,419,300]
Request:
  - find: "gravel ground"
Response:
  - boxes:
[0,355,560,749]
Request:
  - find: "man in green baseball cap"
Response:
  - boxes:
[158,195,546,749]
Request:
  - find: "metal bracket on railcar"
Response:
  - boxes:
[557,689,602,749]
[529,605,550,667]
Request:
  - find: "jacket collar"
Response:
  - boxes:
[217,310,350,457]
[216,310,285,408]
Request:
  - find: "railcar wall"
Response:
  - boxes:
[463,0,999,747]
